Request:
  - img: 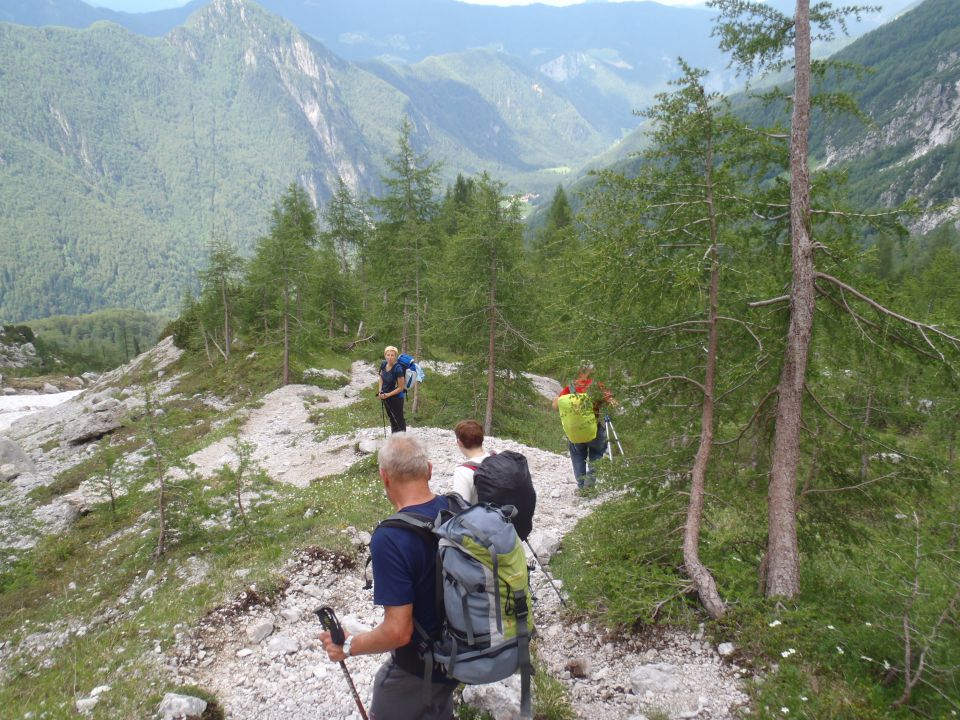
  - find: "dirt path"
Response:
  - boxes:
[169,364,749,720]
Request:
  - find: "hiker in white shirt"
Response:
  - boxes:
[451,419,490,504]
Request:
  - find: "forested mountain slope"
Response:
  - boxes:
[562,0,959,236]
[811,0,960,231]
[0,0,600,322]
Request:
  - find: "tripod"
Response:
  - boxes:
[604,414,625,462]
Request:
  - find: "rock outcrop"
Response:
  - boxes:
[0,436,36,481]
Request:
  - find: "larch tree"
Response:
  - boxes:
[197,236,245,362]
[436,173,536,434]
[582,61,777,618]
[244,183,319,385]
[371,118,441,412]
[712,0,959,597]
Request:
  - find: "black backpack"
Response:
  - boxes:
[462,451,537,541]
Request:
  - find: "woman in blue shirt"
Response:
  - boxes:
[378,345,407,433]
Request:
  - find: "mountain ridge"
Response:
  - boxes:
[0,0,607,322]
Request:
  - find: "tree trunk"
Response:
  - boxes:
[413,252,423,413]
[683,122,726,620]
[860,388,874,480]
[221,278,231,360]
[484,249,498,436]
[200,321,213,365]
[763,0,813,599]
[282,286,291,386]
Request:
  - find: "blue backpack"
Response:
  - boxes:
[377,494,533,718]
[397,353,425,394]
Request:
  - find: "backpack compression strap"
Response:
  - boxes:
[516,589,532,719]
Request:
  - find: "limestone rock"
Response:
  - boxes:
[88,387,119,405]
[462,674,524,720]
[0,437,35,480]
[33,498,84,531]
[357,438,381,454]
[265,633,299,654]
[61,402,125,445]
[158,692,207,719]
[526,528,561,561]
[630,662,685,695]
[246,619,274,644]
[566,656,590,678]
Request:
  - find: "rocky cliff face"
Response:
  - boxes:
[816,0,960,234]
[169,0,371,203]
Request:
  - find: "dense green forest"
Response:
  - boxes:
[29,309,168,371]
[1,310,167,375]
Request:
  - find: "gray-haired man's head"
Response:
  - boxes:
[378,432,430,481]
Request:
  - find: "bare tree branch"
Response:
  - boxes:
[714,386,778,446]
[748,295,790,308]
[632,375,708,394]
[805,384,855,431]
[717,315,764,352]
[816,272,960,355]
[802,471,897,495]
[816,284,939,360]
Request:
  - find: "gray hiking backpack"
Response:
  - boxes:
[378,494,534,717]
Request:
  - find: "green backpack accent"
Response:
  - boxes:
[558,380,598,443]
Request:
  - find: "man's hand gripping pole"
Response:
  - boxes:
[315,606,369,720]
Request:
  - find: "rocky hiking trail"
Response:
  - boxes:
[166,362,749,720]
[1,344,749,719]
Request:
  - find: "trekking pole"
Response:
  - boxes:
[315,606,369,720]
[378,395,387,438]
[524,540,566,607]
[604,414,624,462]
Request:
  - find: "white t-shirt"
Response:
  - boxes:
[451,451,492,504]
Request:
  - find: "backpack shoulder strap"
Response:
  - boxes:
[460,450,497,472]
[443,492,470,515]
[377,511,436,541]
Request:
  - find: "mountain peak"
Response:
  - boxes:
[185,0,276,34]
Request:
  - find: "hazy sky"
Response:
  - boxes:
[88,0,709,12]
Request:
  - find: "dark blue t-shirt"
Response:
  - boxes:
[380,361,406,398]
[372,495,454,680]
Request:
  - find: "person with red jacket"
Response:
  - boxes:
[552,363,615,491]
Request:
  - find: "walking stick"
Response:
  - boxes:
[315,607,369,720]
[604,414,625,462]
[524,540,566,607]
[379,397,387,438]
